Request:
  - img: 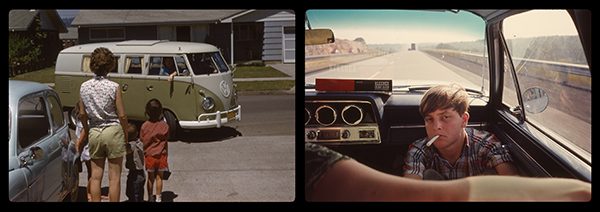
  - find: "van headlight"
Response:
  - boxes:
[202,97,215,111]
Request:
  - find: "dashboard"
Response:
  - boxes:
[305,87,489,175]
[305,90,489,145]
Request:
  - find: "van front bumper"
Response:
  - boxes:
[179,105,241,129]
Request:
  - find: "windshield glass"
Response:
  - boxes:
[305,10,489,95]
[187,52,229,75]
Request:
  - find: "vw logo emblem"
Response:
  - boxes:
[220,80,231,97]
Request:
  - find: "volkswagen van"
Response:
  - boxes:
[55,40,241,137]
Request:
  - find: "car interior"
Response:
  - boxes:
[18,98,50,148]
[305,9,591,182]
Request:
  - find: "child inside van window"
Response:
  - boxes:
[140,99,170,202]
[160,57,177,81]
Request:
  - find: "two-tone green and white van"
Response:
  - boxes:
[55,40,241,137]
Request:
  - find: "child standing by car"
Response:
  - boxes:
[140,99,170,202]
[125,124,146,202]
[74,100,93,201]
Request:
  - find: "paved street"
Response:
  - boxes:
[75,94,295,202]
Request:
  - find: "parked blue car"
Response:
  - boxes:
[8,80,79,202]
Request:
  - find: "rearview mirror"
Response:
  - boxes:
[305,29,335,45]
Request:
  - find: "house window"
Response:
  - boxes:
[176,26,191,42]
[90,28,125,41]
[234,24,258,41]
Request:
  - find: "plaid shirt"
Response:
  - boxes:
[403,128,513,180]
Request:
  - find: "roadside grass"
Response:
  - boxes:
[235,80,295,91]
[234,66,289,78]
[9,66,55,83]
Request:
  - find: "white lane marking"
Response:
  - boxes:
[369,71,381,79]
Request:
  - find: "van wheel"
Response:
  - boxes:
[163,110,178,140]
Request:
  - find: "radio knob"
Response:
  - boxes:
[306,130,317,140]
[342,130,351,139]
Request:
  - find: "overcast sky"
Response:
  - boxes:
[56,9,79,19]
[306,10,485,44]
[502,10,578,38]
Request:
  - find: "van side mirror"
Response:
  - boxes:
[522,87,549,114]
[181,69,190,76]
[305,29,335,45]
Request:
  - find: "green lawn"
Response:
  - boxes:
[235,80,295,91]
[233,66,290,78]
[9,66,55,83]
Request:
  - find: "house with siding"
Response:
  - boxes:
[59,27,78,48]
[71,10,295,64]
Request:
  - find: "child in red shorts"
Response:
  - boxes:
[140,99,170,202]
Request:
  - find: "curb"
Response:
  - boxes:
[237,88,295,95]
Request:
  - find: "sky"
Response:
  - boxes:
[502,10,579,38]
[56,9,79,19]
[306,10,486,44]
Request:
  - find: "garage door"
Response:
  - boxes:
[283,26,295,63]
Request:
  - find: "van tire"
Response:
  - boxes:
[163,110,178,140]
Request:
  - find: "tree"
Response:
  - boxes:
[8,14,46,77]
[8,34,41,77]
[354,37,366,44]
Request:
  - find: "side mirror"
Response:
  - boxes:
[181,69,190,76]
[305,29,335,45]
[19,146,44,167]
[522,87,549,114]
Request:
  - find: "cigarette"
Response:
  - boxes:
[426,135,440,147]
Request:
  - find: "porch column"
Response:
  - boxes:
[230,23,234,65]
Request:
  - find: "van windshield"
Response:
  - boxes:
[187,52,229,75]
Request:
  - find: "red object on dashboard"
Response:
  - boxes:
[315,79,355,91]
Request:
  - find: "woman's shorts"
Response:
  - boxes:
[88,125,126,160]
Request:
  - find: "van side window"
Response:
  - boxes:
[82,56,92,73]
[82,56,119,73]
[18,95,50,148]
[126,57,143,74]
[148,57,162,75]
[175,56,190,76]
